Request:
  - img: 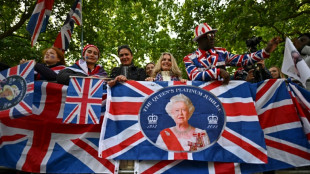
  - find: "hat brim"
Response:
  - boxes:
[193,29,218,42]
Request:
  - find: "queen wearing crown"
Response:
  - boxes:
[156,94,210,152]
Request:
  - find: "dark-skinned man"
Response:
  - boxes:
[183,22,281,85]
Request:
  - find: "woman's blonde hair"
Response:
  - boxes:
[151,52,182,78]
[269,66,285,79]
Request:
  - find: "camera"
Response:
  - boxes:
[242,63,271,83]
[246,36,262,52]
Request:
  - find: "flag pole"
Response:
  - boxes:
[80,0,83,59]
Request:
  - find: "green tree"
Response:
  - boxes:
[1,0,309,77]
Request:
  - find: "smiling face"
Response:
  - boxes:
[145,63,154,76]
[44,49,60,66]
[119,48,133,66]
[84,47,99,64]
[161,54,172,71]
[269,67,280,79]
[170,101,190,125]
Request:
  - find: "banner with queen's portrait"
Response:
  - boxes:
[99,81,267,163]
[139,85,225,152]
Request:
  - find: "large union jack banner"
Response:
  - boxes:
[0,61,34,119]
[135,79,310,174]
[63,77,105,124]
[0,82,117,173]
[99,80,267,163]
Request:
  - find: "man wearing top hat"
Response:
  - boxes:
[183,22,281,84]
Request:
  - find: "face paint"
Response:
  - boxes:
[301,45,310,55]
[50,55,56,59]
[85,56,89,59]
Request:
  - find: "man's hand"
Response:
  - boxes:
[265,36,282,53]
[108,75,128,87]
[219,69,230,85]
[245,69,255,82]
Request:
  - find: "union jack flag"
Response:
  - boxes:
[287,82,310,142]
[0,61,34,119]
[136,79,310,173]
[99,80,267,163]
[53,0,82,51]
[0,82,117,173]
[26,0,55,47]
[63,77,105,124]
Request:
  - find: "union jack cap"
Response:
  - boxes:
[193,23,217,42]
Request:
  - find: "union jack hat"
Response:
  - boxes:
[193,23,217,42]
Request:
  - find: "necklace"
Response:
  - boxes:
[173,126,192,136]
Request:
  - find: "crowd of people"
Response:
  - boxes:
[1,23,310,90]
[1,22,310,173]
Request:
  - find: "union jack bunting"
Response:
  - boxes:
[99,80,267,163]
[26,0,55,46]
[135,79,310,173]
[0,61,34,119]
[53,0,82,51]
[63,77,105,124]
[0,82,117,173]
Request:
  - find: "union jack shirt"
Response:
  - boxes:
[183,47,270,81]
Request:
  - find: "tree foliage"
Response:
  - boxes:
[0,0,309,77]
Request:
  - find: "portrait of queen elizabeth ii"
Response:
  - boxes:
[155,93,210,152]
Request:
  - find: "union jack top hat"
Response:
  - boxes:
[193,23,217,42]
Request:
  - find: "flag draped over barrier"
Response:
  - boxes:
[136,79,310,174]
[99,80,268,163]
[0,61,34,119]
[26,0,55,46]
[1,79,310,173]
[0,82,117,173]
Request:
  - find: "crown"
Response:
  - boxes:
[208,114,218,124]
[147,114,158,124]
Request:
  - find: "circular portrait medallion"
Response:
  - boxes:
[139,85,226,152]
[0,75,27,111]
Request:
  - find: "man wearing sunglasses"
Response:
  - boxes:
[184,22,281,85]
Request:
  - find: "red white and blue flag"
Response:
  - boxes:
[287,82,310,142]
[135,79,310,173]
[63,77,105,124]
[0,61,34,119]
[26,0,55,46]
[0,82,117,173]
[99,80,267,163]
[53,0,82,51]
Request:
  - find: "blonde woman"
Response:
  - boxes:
[146,52,186,82]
